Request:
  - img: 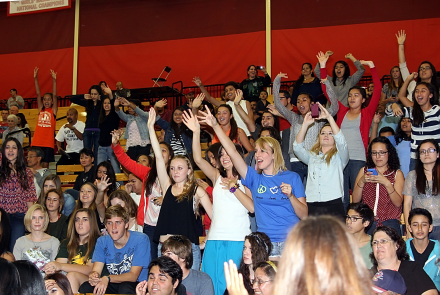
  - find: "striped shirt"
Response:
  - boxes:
[170,133,186,155]
[386,104,440,159]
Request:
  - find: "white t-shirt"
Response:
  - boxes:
[55,121,85,153]
[227,100,251,136]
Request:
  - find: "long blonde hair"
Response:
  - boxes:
[254,137,286,175]
[310,124,338,166]
[273,216,373,295]
[169,155,196,202]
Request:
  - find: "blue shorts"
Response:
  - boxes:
[270,241,285,257]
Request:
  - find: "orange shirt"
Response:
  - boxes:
[32,107,56,148]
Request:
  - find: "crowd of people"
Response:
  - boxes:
[0,30,439,295]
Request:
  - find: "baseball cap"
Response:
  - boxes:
[372,269,407,294]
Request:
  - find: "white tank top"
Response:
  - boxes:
[208,176,251,241]
[227,100,251,136]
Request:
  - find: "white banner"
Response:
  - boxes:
[8,0,71,16]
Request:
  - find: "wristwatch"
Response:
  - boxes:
[107,275,111,283]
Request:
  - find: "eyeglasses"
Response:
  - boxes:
[345,215,363,223]
[371,151,388,157]
[372,239,391,247]
[251,279,273,286]
[419,66,432,71]
[420,148,437,155]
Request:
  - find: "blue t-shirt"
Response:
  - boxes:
[242,166,306,242]
[92,231,151,281]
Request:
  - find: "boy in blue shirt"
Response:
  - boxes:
[79,205,151,294]
[406,208,440,290]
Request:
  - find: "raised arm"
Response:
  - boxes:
[346,53,366,85]
[273,73,297,124]
[182,110,219,184]
[295,112,314,145]
[198,106,249,180]
[234,90,255,132]
[101,85,113,100]
[396,30,407,65]
[34,67,42,111]
[193,76,222,107]
[322,79,339,116]
[95,175,111,221]
[398,73,416,108]
[147,108,171,192]
[360,60,381,115]
[51,70,58,115]
[369,113,383,143]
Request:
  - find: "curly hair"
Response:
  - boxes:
[366,137,400,171]
[370,226,409,267]
[238,232,272,294]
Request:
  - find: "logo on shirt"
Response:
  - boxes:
[257,185,266,194]
[269,186,278,194]
[37,111,52,128]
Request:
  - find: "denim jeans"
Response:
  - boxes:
[367,219,401,236]
[270,241,285,257]
[98,145,121,173]
[65,189,79,201]
[61,193,76,216]
[143,224,159,261]
[158,242,201,270]
[8,212,26,251]
[343,159,366,211]
[409,158,417,172]
[290,161,308,186]
[83,130,100,164]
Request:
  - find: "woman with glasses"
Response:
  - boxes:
[370,226,437,295]
[251,261,277,295]
[403,139,440,240]
[352,137,404,235]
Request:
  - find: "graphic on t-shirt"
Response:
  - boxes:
[105,246,135,275]
[38,111,52,128]
[71,250,88,265]
[269,186,279,194]
[257,185,266,194]
[24,247,52,271]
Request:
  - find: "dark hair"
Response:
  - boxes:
[145,142,174,196]
[44,273,74,295]
[239,232,272,294]
[348,86,367,109]
[366,137,400,171]
[94,161,117,195]
[254,261,278,280]
[217,104,239,142]
[379,127,395,136]
[99,81,107,87]
[205,142,222,169]
[415,139,440,195]
[28,146,43,162]
[417,61,439,96]
[296,92,314,103]
[79,148,94,158]
[170,107,192,140]
[10,88,17,93]
[261,111,280,132]
[247,65,258,78]
[412,82,438,126]
[293,63,315,90]
[161,235,193,270]
[13,260,46,295]
[224,81,240,91]
[0,258,20,295]
[258,126,282,144]
[148,256,183,287]
[219,143,244,179]
[347,203,374,233]
[16,113,27,128]
[332,61,350,86]
[129,99,141,107]
[260,90,268,96]
[0,138,29,190]
[87,85,102,114]
[394,117,411,144]
[408,208,433,225]
[98,96,116,124]
[370,226,409,266]
[280,90,291,100]
[0,208,11,254]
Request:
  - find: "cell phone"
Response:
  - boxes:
[311,104,319,118]
[257,66,264,70]
[367,168,378,176]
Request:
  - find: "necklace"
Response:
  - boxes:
[31,234,43,250]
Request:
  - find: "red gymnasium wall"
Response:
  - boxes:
[0,0,439,99]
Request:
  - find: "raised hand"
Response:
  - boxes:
[50,69,57,80]
[193,93,205,109]
[111,129,123,145]
[266,104,282,117]
[102,85,112,95]
[198,105,218,127]
[277,72,288,79]
[345,53,353,59]
[147,107,156,129]
[392,103,403,116]
[325,50,334,57]
[280,182,294,198]
[373,112,383,124]
[224,260,249,295]
[303,112,315,126]
[119,97,130,106]
[193,76,203,87]
[396,30,406,45]
[124,182,133,194]
[96,175,112,192]
[234,89,243,106]
[34,67,39,78]
[155,98,167,108]
[316,51,329,65]
[114,97,120,107]
[316,102,330,120]
[84,94,92,100]
[196,178,210,190]
[260,66,268,75]
[360,60,375,68]
[407,72,418,81]
[136,280,148,295]
[182,110,200,132]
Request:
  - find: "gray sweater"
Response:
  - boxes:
[314,60,365,107]
[273,76,339,159]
